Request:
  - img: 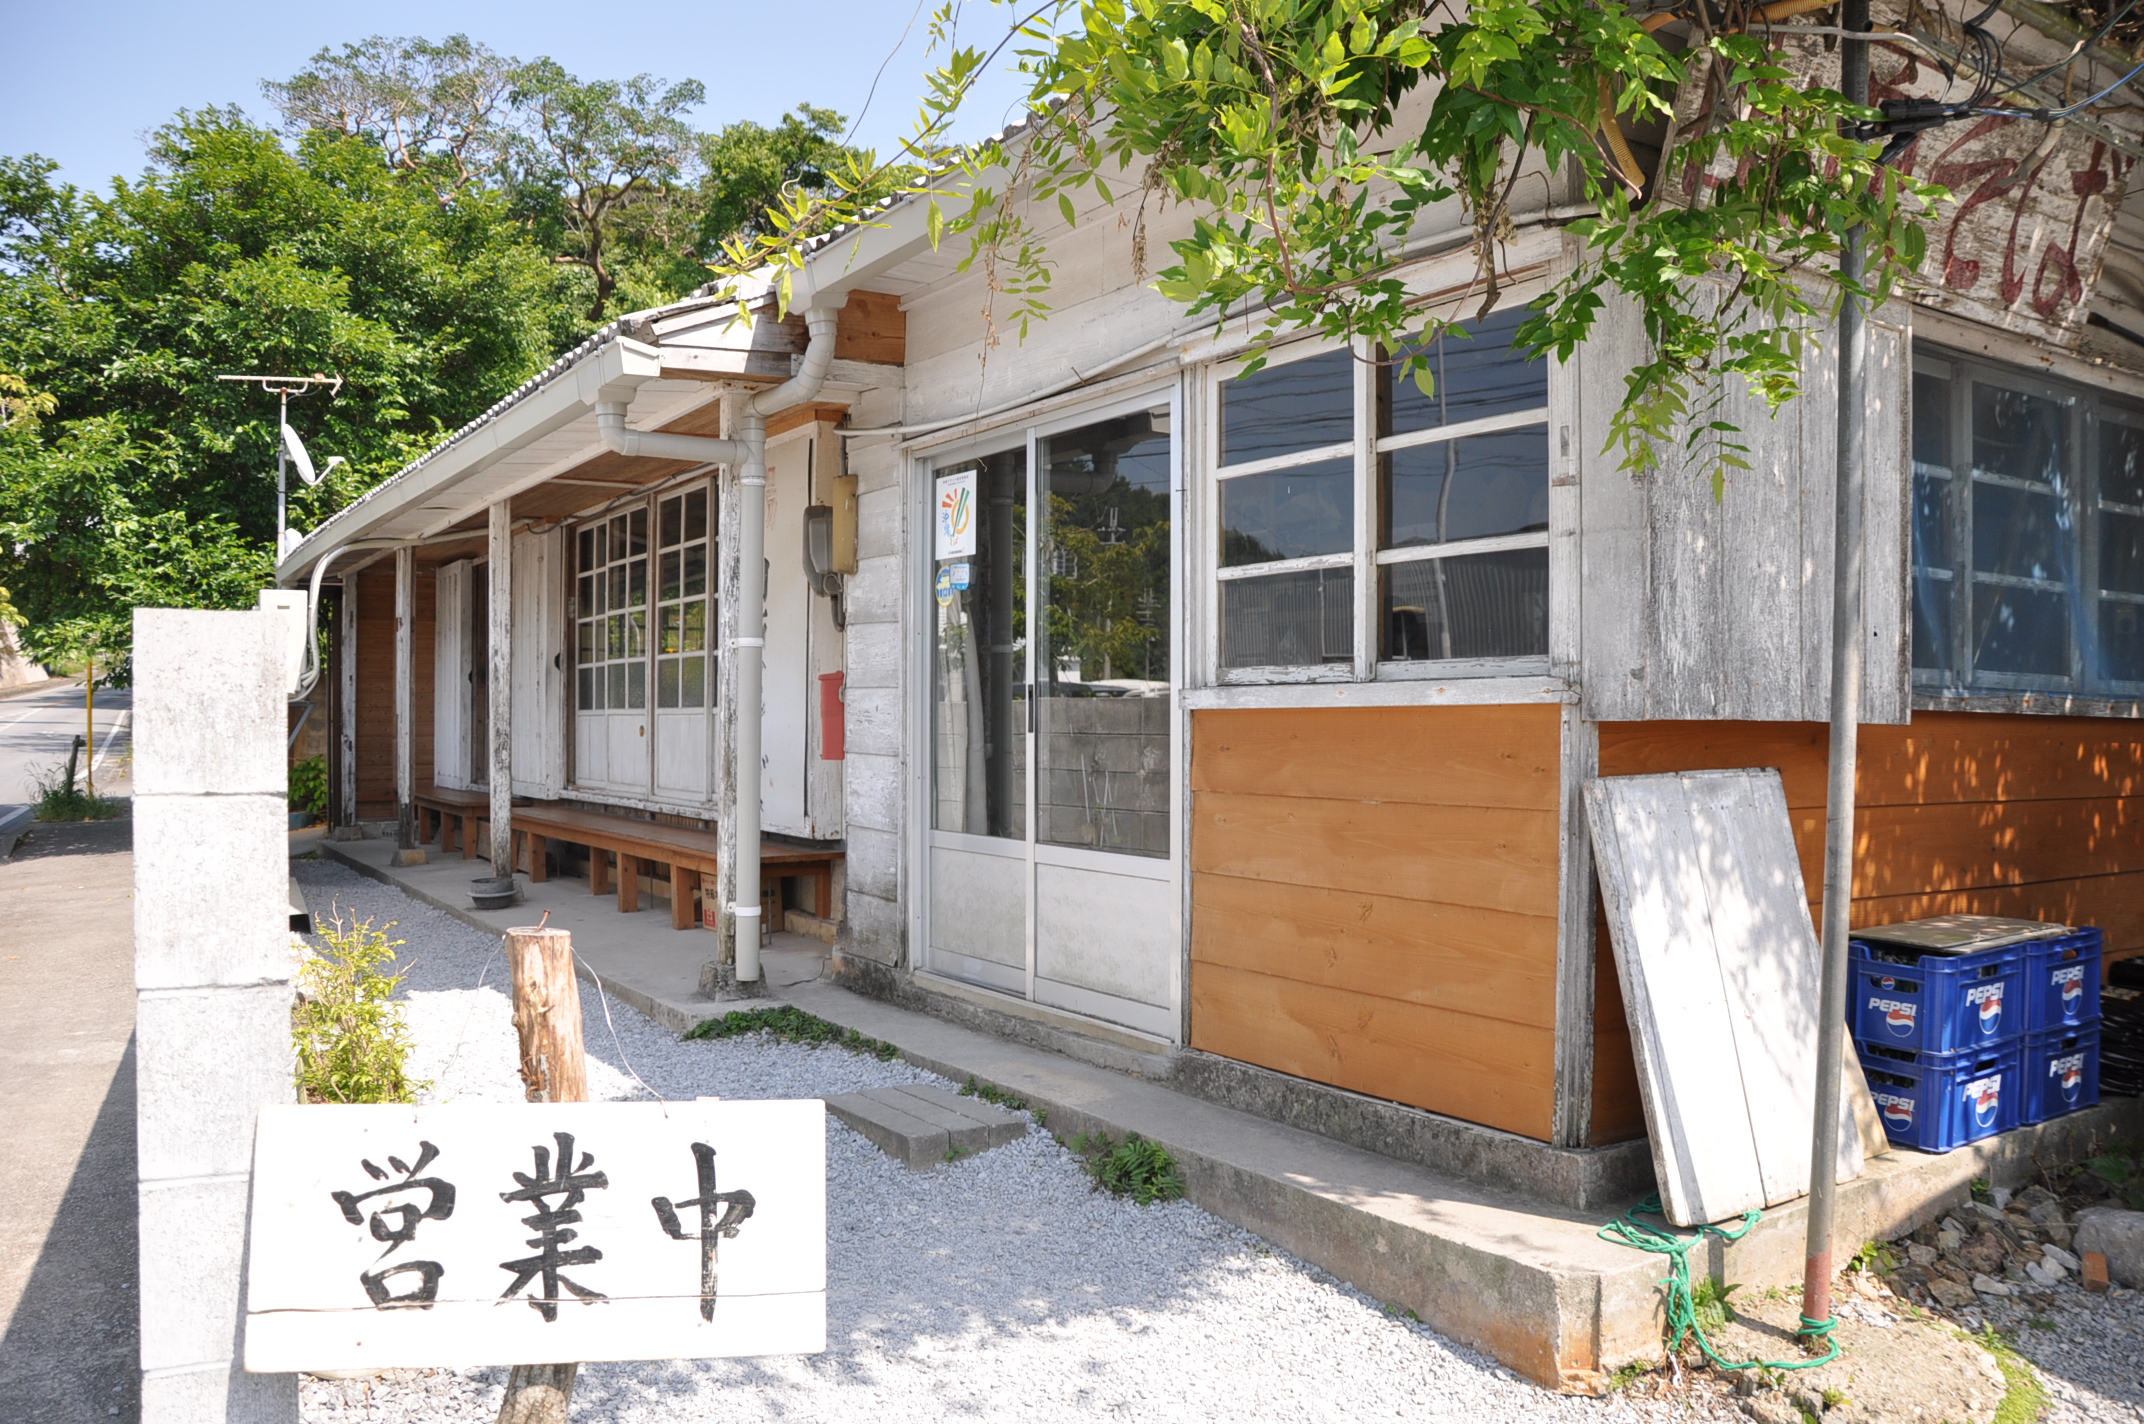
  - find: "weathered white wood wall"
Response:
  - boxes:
[510,527,567,798]
[1576,292,1912,724]
[433,559,469,789]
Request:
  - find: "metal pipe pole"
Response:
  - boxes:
[276,389,289,558]
[1803,0,1871,1338]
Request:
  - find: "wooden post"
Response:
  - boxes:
[391,547,424,863]
[84,653,96,800]
[501,923,585,1424]
[489,501,515,880]
[338,582,357,828]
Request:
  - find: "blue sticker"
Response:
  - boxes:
[934,566,955,607]
[950,561,972,591]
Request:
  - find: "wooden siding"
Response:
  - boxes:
[1586,712,2144,1142]
[1190,704,1564,1141]
[352,565,435,819]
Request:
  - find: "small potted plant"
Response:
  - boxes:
[289,754,328,829]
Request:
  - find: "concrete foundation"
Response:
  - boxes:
[825,1085,1027,1168]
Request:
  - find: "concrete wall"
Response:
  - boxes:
[133,607,298,1422]
[840,383,910,968]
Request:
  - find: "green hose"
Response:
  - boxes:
[1598,1195,1842,1372]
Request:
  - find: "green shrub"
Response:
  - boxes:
[1072,1130,1186,1204]
[30,759,119,822]
[683,1004,899,1059]
[294,914,427,1104]
[289,754,328,817]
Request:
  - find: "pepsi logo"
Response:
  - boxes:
[1878,976,1898,991]
[2055,1054,2085,1105]
[1875,1093,1914,1129]
[2055,967,2085,1012]
[1966,982,2005,1034]
[1869,997,1917,1037]
[1967,1075,2002,1128]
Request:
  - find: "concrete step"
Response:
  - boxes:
[826,1084,1028,1168]
[776,971,2143,1394]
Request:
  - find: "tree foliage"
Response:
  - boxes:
[713,0,1948,479]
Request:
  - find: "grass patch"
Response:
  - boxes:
[1964,1326,2049,1424]
[294,914,427,1104]
[1606,1359,1654,1391]
[958,1074,1031,1113]
[682,1004,898,1060]
[1068,1130,1186,1204]
[30,760,119,822]
[1691,1277,1741,1336]
[1849,1239,1898,1275]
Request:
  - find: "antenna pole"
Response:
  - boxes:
[276,388,289,557]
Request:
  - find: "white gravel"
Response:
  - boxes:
[287,857,1739,1423]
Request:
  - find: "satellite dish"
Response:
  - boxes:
[282,422,317,486]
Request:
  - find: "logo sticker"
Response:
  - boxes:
[950,561,971,591]
[934,470,977,559]
[1875,1093,1915,1131]
[1869,996,1917,1038]
[1966,981,2005,1036]
[2054,1053,2086,1105]
[2055,966,2085,1015]
[934,565,955,608]
[1966,1074,2002,1129]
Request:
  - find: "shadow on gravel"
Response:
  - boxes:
[0,1036,140,1424]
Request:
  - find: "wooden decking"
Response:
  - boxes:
[411,784,840,931]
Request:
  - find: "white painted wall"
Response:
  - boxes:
[432,560,469,789]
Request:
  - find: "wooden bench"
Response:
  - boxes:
[509,803,841,933]
[414,783,493,859]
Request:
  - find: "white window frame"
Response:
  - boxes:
[1200,275,1555,687]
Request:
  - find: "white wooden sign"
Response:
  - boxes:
[1587,770,1872,1227]
[934,470,977,560]
[243,1100,825,1372]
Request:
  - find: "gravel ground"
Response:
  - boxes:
[293,857,1737,1424]
[1952,1277,2144,1421]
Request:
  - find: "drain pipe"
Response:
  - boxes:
[595,297,845,985]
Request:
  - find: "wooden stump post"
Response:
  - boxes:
[501,923,585,1421]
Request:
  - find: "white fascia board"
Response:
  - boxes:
[794,187,953,305]
[278,339,662,582]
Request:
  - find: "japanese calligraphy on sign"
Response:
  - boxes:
[243,1101,824,1372]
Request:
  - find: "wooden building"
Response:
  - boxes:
[282,1,2144,1189]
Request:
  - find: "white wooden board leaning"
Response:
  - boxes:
[1587,770,1875,1227]
[244,1100,825,1372]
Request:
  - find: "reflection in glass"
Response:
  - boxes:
[1973,383,2067,483]
[2102,601,2144,683]
[932,447,1028,839]
[1380,307,1546,436]
[1973,483,2068,583]
[1381,549,1548,661]
[1035,410,1171,857]
[1219,459,1352,566]
[1973,585,2069,676]
[1914,372,1953,471]
[1380,429,1549,547]
[1220,348,1353,465]
[1220,567,1353,668]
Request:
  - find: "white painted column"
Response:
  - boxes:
[393,546,417,856]
[132,607,299,1423]
[336,580,356,830]
[488,502,514,878]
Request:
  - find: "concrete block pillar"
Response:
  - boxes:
[132,607,299,1423]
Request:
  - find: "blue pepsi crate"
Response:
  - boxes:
[1857,1039,2022,1151]
[2023,928,2103,1032]
[1850,940,2025,1053]
[2020,1023,2102,1123]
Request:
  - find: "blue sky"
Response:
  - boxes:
[0,1,1037,191]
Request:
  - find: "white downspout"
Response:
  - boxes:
[593,296,845,985]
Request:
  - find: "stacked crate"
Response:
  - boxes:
[1849,917,2101,1152]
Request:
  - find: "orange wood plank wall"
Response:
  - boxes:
[1189,704,1564,1141]
[1587,712,2144,1142]
[352,564,435,820]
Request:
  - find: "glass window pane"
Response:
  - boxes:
[1220,567,1353,668]
[1973,383,2067,484]
[2102,511,2144,595]
[685,489,708,542]
[577,574,594,617]
[681,654,706,708]
[577,620,594,665]
[625,660,644,709]
[608,565,625,611]
[609,516,626,561]
[627,608,646,659]
[1913,570,1954,673]
[659,605,682,654]
[1219,458,1352,567]
[628,508,648,556]
[1035,410,1172,858]
[577,666,594,711]
[683,544,707,597]
[1381,549,1547,661]
[1219,347,1354,466]
[1381,307,1547,438]
[1914,372,1954,471]
[628,558,647,608]
[1913,472,1952,571]
[682,600,706,652]
[932,448,1028,839]
[607,662,626,707]
[659,495,681,549]
[2102,601,2144,682]
[1380,428,1548,549]
[579,527,595,571]
[1973,585,2070,676]
[1973,483,2068,583]
[606,614,624,660]
[656,657,679,708]
[2105,420,2144,507]
[660,549,681,602]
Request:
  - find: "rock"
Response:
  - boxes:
[1930,1276,1979,1307]
[1907,1243,1938,1266]
[1957,1232,2008,1274]
[2043,1243,2080,1272]
[2002,1260,2029,1284]
[1942,1215,1967,1235]
[2026,1198,2065,1229]
[2018,1183,2059,1210]
[1741,1399,1799,1424]
[2026,1261,2061,1288]
[2046,1223,2074,1250]
[1972,1273,2013,1296]
[2074,1207,2144,1288]
[1968,1200,2007,1223]
[1992,1186,2013,1209]
[1937,1228,1964,1252]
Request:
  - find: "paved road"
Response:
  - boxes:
[0,814,138,1423]
[0,681,134,841]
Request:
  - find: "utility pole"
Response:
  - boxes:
[1803,0,1871,1342]
[216,372,342,556]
